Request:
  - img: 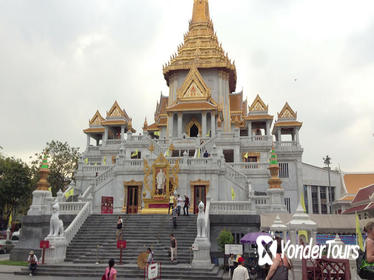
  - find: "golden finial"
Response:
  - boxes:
[36,155,50,191]
[192,0,210,24]
[143,117,148,129]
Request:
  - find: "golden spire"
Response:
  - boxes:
[36,155,50,191]
[192,0,210,23]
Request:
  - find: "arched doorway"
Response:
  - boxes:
[190,124,199,137]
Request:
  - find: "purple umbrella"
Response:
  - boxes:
[240,232,271,244]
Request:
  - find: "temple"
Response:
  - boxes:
[75,0,346,218]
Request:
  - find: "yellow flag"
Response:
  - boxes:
[197,149,201,158]
[131,149,138,157]
[84,158,88,165]
[298,230,308,242]
[301,192,306,213]
[244,152,248,159]
[165,149,169,157]
[48,187,52,192]
[154,131,160,136]
[356,212,364,251]
[103,156,107,165]
[206,130,211,137]
[65,188,74,199]
[8,213,12,228]
[231,187,236,201]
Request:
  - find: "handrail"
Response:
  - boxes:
[62,185,74,202]
[93,166,115,193]
[223,162,247,191]
[81,185,93,200]
[64,201,91,245]
[205,197,211,239]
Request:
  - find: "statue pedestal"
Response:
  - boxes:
[27,190,52,216]
[44,236,67,264]
[267,188,287,213]
[191,237,211,269]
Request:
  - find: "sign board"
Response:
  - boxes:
[147,263,160,280]
[101,196,114,214]
[117,240,127,249]
[40,240,50,249]
[225,244,243,255]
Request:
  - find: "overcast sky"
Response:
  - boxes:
[0,0,373,172]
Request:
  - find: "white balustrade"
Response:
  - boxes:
[64,201,91,245]
[82,165,111,173]
[210,201,253,215]
[95,166,114,186]
[230,162,268,170]
[106,139,122,145]
[59,202,86,214]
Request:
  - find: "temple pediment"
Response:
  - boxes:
[106,101,129,120]
[89,110,104,127]
[278,102,297,120]
[177,66,211,102]
[249,94,268,112]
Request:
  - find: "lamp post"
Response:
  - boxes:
[323,155,332,213]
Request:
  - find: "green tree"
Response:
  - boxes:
[30,140,80,195]
[0,156,32,225]
[217,229,234,252]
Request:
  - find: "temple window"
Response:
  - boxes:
[223,149,234,163]
[284,197,291,213]
[279,163,289,178]
[240,129,248,136]
[311,186,319,214]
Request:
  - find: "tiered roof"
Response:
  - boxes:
[163,0,237,92]
[273,102,303,128]
[83,101,135,134]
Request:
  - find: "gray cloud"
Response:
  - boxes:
[0,0,373,172]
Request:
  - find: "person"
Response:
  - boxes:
[147,248,154,264]
[27,250,38,276]
[177,195,184,216]
[232,256,249,280]
[116,216,123,241]
[228,253,235,279]
[183,195,190,216]
[203,150,209,158]
[360,221,374,278]
[103,258,117,280]
[170,234,177,263]
[171,206,178,228]
[168,194,175,215]
[265,236,291,280]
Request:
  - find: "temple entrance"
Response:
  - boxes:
[193,185,206,214]
[190,124,199,137]
[126,186,139,214]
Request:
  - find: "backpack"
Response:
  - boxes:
[356,249,374,279]
[271,255,289,280]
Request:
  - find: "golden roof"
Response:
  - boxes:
[273,121,302,128]
[83,127,105,134]
[343,173,374,197]
[106,101,130,120]
[144,123,159,131]
[249,95,268,112]
[163,0,237,92]
[229,92,243,112]
[167,101,217,112]
[244,115,274,121]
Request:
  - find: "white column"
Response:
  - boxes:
[120,126,125,141]
[266,121,270,137]
[295,128,300,144]
[326,186,330,214]
[317,186,321,214]
[307,185,312,214]
[277,129,281,143]
[86,134,90,147]
[210,112,215,137]
[103,127,108,144]
[247,121,252,139]
[202,112,207,137]
[168,113,173,138]
[177,112,183,138]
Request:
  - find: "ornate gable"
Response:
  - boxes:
[249,94,268,112]
[89,110,104,127]
[177,67,211,102]
[278,102,297,120]
[107,101,126,119]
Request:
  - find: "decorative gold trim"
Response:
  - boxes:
[122,180,143,213]
[177,66,211,102]
[278,102,297,120]
[89,110,104,126]
[83,128,105,134]
[143,159,151,193]
[185,118,202,137]
[107,101,126,118]
[249,94,268,112]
